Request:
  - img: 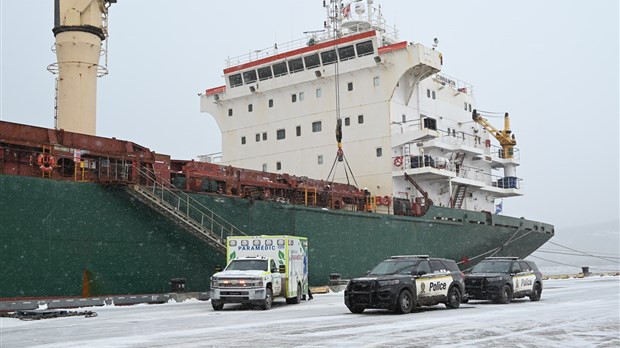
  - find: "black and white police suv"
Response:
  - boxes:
[344,255,465,314]
[464,257,543,304]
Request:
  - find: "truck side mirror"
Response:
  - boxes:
[215,265,222,272]
[278,264,286,273]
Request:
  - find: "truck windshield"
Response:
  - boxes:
[369,260,417,275]
[471,261,511,273]
[225,259,269,271]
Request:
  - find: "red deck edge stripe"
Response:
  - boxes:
[205,85,226,95]
[377,41,408,54]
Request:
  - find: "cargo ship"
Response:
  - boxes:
[0,0,553,299]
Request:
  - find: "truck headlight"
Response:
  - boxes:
[211,277,219,288]
[378,279,400,287]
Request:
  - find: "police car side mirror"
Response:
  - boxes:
[416,270,427,276]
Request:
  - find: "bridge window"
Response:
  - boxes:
[316,88,322,98]
[344,117,350,126]
[304,53,321,69]
[272,62,288,77]
[347,82,353,91]
[374,76,380,86]
[258,66,273,81]
[291,94,297,103]
[262,132,267,141]
[356,40,374,56]
[276,161,282,170]
[296,126,301,136]
[299,92,304,101]
[269,99,273,108]
[241,136,246,145]
[321,50,337,65]
[338,45,355,61]
[228,108,233,117]
[243,70,257,84]
[248,104,253,112]
[229,73,243,87]
[255,134,260,142]
[358,115,364,124]
[317,155,323,165]
[288,58,304,73]
[376,147,383,157]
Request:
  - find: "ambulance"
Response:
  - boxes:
[209,235,309,310]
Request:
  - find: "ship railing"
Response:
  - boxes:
[134,166,246,240]
[436,129,488,150]
[490,144,521,161]
[197,152,222,164]
[433,73,474,96]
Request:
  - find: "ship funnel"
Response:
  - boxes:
[49,0,115,135]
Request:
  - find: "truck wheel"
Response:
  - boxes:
[261,287,273,310]
[445,286,461,309]
[348,305,365,314]
[529,283,542,301]
[211,300,224,311]
[394,290,413,314]
[495,284,512,304]
[286,284,302,304]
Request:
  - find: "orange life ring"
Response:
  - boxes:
[375,195,383,205]
[393,156,403,167]
[383,195,391,206]
[37,153,56,172]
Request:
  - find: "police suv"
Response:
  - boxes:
[344,255,465,314]
[464,257,543,304]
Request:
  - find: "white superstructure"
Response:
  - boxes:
[200,0,522,215]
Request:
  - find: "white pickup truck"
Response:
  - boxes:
[210,235,309,310]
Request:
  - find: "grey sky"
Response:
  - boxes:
[1,1,618,259]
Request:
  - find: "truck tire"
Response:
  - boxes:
[261,287,273,310]
[348,305,365,314]
[394,290,413,314]
[495,284,512,304]
[445,286,461,309]
[211,300,224,311]
[286,284,302,304]
[529,282,542,301]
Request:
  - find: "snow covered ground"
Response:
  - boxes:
[1,276,618,348]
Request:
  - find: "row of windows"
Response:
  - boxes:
[464,102,472,112]
[261,147,383,172]
[227,78,381,117]
[239,115,366,145]
[228,40,375,88]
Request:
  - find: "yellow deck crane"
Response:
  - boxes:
[472,110,516,159]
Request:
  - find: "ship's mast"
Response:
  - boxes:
[49,0,115,135]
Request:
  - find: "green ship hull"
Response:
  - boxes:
[0,174,553,298]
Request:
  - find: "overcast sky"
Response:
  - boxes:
[1,1,618,258]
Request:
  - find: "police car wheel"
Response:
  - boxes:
[211,300,224,311]
[261,288,273,310]
[445,286,461,309]
[496,284,512,304]
[349,305,365,314]
[529,283,542,301]
[395,290,413,314]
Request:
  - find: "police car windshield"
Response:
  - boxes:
[471,260,511,273]
[369,260,417,275]
[226,259,268,271]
